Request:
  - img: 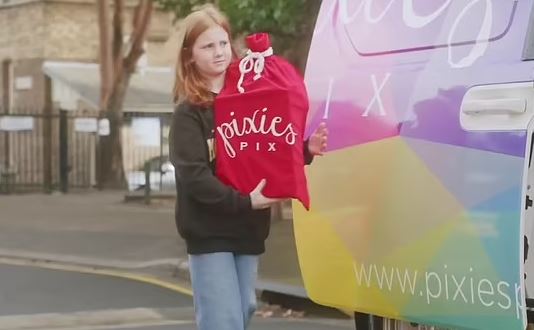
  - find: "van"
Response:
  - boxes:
[294,1,534,329]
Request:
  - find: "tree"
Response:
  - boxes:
[96,0,153,189]
[156,0,322,72]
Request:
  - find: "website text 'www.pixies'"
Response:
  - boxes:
[353,263,523,319]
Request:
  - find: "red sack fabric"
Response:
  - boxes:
[214,33,310,209]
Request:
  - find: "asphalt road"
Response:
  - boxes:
[0,263,354,330]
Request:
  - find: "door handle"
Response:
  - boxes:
[460,82,534,131]
[462,98,526,115]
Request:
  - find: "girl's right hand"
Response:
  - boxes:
[250,179,281,209]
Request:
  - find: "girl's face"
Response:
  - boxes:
[191,26,232,80]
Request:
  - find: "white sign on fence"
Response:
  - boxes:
[15,76,33,90]
[132,118,160,147]
[98,119,110,136]
[0,116,34,131]
[74,118,98,133]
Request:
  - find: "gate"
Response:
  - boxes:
[0,111,99,193]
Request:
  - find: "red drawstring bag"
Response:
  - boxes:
[214,33,310,209]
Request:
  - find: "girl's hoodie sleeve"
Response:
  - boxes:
[169,105,252,214]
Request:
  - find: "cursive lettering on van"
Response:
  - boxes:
[447,0,492,68]
[216,108,298,158]
[315,0,454,32]
[403,0,452,28]
[315,0,493,68]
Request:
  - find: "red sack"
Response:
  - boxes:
[214,33,310,209]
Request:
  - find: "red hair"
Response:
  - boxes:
[173,4,235,106]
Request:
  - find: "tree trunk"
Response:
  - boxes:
[278,0,322,73]
[97,0,112,109]
[96,0,153,189]
[296,0,322,72]
[98,74,131,189]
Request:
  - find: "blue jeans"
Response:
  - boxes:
[188,253,259,330]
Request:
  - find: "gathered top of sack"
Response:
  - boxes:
[237,33,273,93]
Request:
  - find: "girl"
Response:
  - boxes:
[170,4,327,330]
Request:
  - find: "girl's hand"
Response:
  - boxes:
[308,122,328,156]
[250,179,281,210]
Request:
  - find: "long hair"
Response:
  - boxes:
[173,4,235,106]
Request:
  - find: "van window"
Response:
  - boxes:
[522,3,534,60]
[340,1,516,56]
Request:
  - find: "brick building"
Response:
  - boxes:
[0,0,177,111]
[0,0,178,192]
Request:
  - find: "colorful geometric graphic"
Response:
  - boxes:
[294,1,534,329]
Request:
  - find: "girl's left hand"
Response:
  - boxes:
[308,122,328,156]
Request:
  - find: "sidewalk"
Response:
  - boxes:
[0,192,186,280]
[0,191,307,296]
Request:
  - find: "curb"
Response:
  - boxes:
[0,248,188,271]
[0,248,309,299]
[0,307,195,330]
[0,251,193,297]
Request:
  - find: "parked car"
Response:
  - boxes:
[126,155,175,192]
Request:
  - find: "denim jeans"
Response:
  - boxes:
[188,253,259,330]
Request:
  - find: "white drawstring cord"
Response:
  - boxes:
[237,47,273,93]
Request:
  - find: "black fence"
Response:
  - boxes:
[0,109,172,194]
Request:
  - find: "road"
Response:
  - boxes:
[0,263,353,330]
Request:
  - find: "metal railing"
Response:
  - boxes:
[0,108,173,194]
[0,110,97,193]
